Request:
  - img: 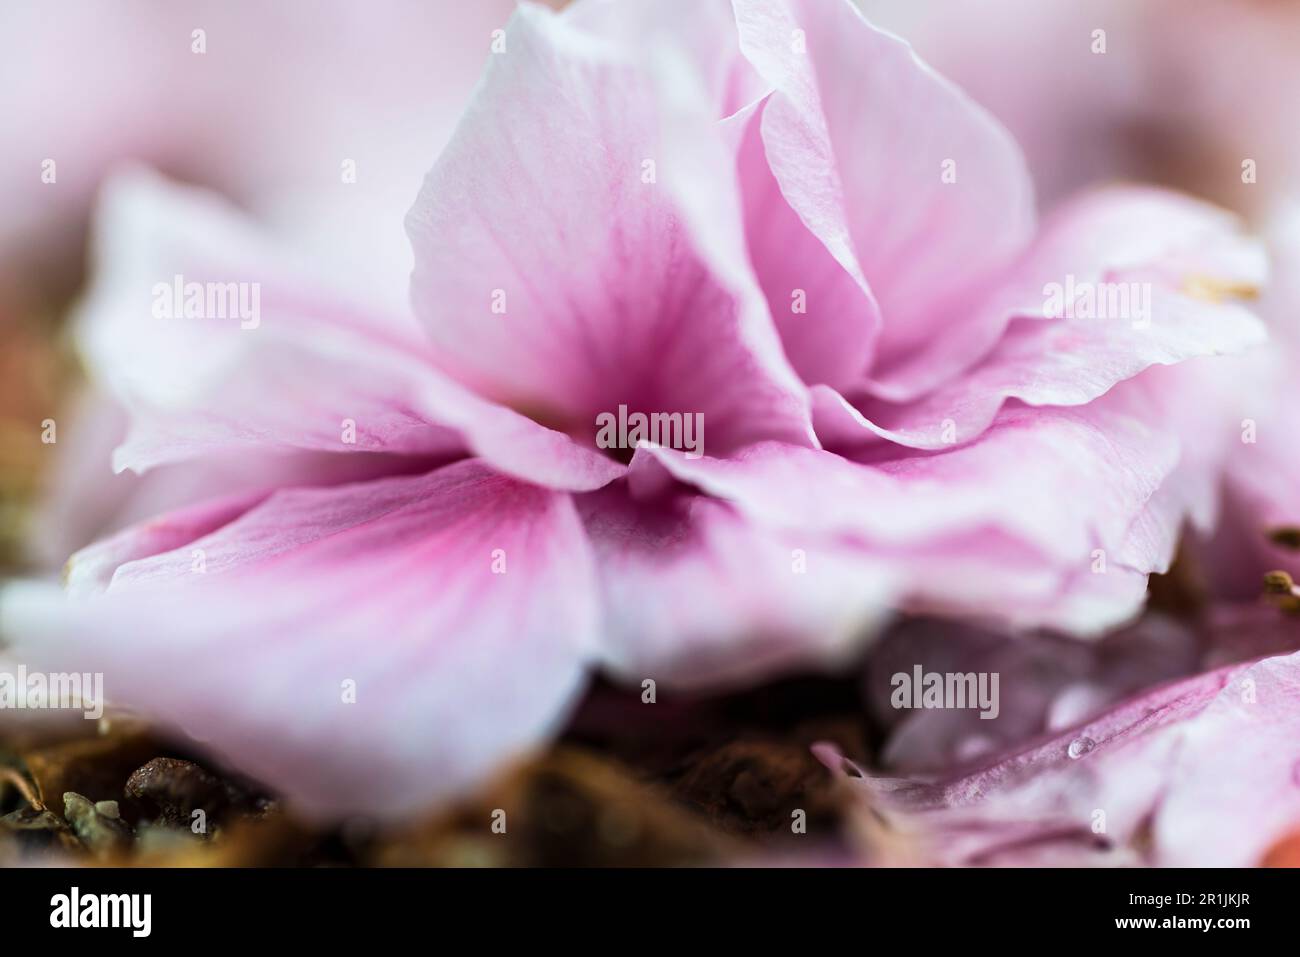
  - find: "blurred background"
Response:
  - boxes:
[0,0,523,569]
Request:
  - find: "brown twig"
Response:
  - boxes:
[0,765,44,810]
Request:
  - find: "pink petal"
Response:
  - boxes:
[647,404,1173,568]
[733,0,1036,400]
[80,170,623,492]
[734,98,881,389]
[2,462,600,820]
[28,386,472,570]
[1155,652,1300,866]
[1206,209,1300,595]
[62,488,272,596]
[406,3,815,458]
[1102,361,1246,574]
[644,400,1179,633]
[821,649,1300,866]
[817,297,1264,451]
[863,615,1203,775]
[813,189,1266,450]
[576,467,893,689]
[562,0,766,118]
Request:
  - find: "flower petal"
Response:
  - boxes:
[562,0,766,117]
[813,189,1266,450]
[577,469,892,689]
[643,398,1179,633]
[822,648,1300,866]
[406,3,815,457]
[1155,652,1300,866]
[816,297,1264,451]
[733,0,1035,400]
[734,98,881,389]
[862,615,1203,775]
[62,487,271,596]
[2,461,601,820]
[79,169,623,491]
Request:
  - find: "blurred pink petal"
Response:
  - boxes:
[1199,208,1300,596]
[62,488,272,597]
[0,0,516,305]
[5,461,600,819]
[862,615,1203,775]
[79,170,623,493]
[821,647,1300,866]
[563,0,766,117]
[861,0,1300,217]
[26,389,461,571]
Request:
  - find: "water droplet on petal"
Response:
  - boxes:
[1067,736,1096,760]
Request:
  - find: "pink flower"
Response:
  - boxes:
[2,0,1267,818]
